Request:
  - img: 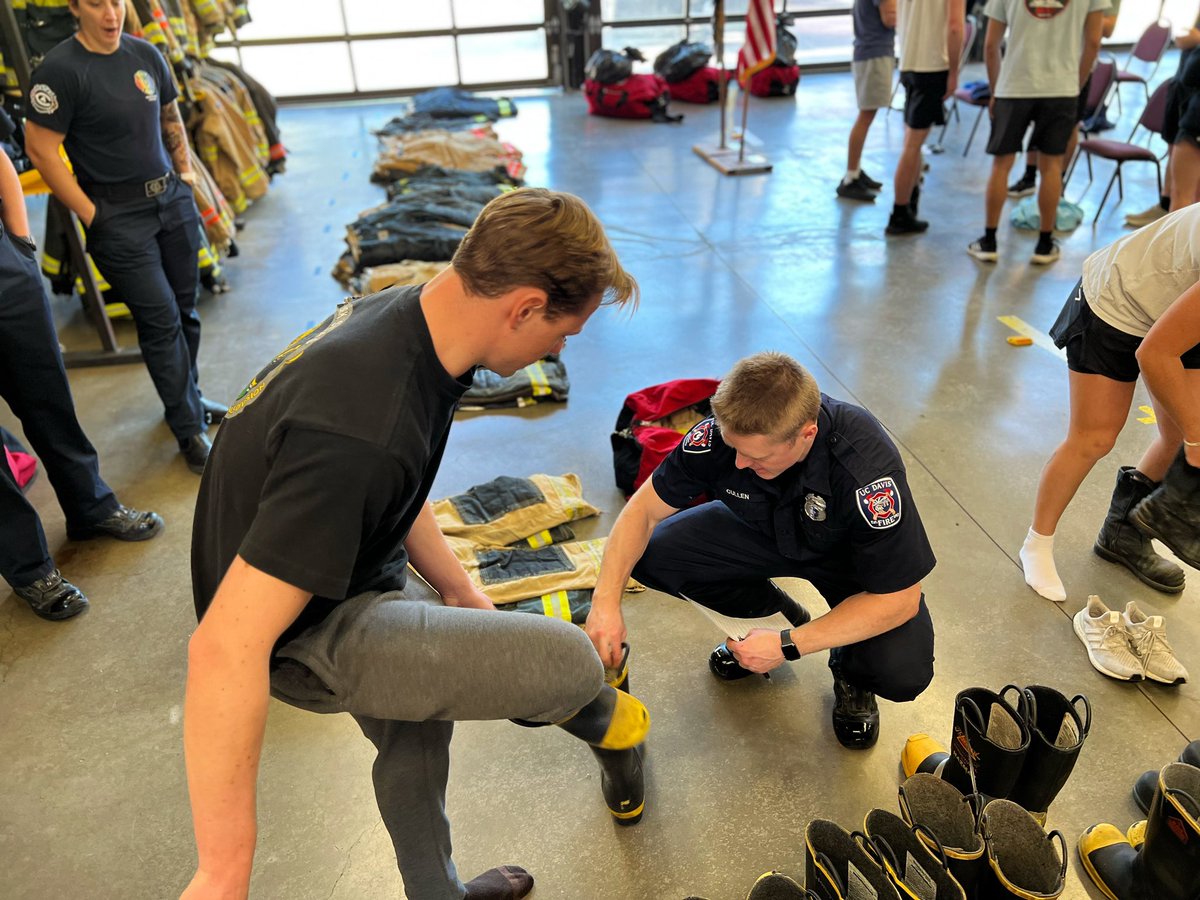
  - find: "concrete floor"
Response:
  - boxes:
[1,66,1194,899]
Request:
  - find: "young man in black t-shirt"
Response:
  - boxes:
[586,353,937,751]
[183,189,640,900]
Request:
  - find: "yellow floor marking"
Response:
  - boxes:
[997,315,1066,361]
[1137,405,1157,425]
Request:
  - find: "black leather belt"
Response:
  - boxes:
[84,172,174,201]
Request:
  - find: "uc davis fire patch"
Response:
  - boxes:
[856,478,901,529]
[682,419,714,453]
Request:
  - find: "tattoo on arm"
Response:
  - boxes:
[161,102,192,174]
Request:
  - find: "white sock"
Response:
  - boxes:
[1020,527,1066,602]
[843,168,861,185]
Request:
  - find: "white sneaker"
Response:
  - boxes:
[1124,204,1168,228]
[1073,595,1143,682]
[1123,601,1189,685]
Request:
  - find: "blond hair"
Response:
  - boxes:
[452,188,637,317]
[711,352,821,441]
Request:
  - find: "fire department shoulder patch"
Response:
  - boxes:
[856,477,902,529]
[682,419,714,453]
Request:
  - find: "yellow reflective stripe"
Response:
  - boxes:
[527,360,551,397]
[231,193,248,213]
[524,528,553,549]
[239,166,265,186]
[539,591,571,621]
[41,254,62,275]
[541,595,555,617]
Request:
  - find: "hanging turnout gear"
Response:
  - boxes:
[1094,466,1186,593]
[1081,762,1200,900]
[898,773,986,895]
[1130,446,1200,570]
[977,799,1067,899]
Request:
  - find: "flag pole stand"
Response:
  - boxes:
[693,0,772,175]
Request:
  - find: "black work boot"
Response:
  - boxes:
[978,799,1068,899]
[1133,740,1200,814]
[707,583,810,681]
[831,665,880,749]
[1081,763,1200,900]
[1005,685,1091,826]
[805,819,901,900]
[1131,448,1200,570]
[898,773,986,894]
[589,643,644,824]
[12,569,88,621]
[863,808,967,900]
[1094,467,1186,592]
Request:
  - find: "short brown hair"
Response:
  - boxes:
[710,352,821,441]
[452,188,637,317]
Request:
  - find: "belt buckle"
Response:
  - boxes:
[145,175,169,198]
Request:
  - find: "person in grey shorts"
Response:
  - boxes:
[181,189,644,900]
[838,0,898,202]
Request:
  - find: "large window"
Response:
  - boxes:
[215,0,550,99]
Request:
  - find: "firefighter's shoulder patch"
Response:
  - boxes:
[856,477,902,529]
[682,419,714,454]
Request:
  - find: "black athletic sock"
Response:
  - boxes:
[1036,230,1054,253]
[984,227,997,242]
[1160,194,1171,211]
[893,203,909,218]
[1023,164,1037,180]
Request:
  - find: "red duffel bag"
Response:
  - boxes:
[584,74,683,122]
[748,64,800,98]
[611,378,719,497]
[667,66,732,104]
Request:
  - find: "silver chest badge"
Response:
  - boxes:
[804,493,827,521]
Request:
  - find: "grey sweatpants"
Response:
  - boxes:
[270,588,605,900]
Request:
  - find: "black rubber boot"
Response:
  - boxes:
[831,666,879,750]
[1081,763,1200,900]
[1094,467,1186,592]
[1133,740,1200,814]
[1131,448,1200,570]
[978,799,1067,899]
[898,774,986,895]
[862,808,967,900]
[805,819,902,900]
[939,687,1030,801]
[589,643,644,825]
[1004,685,1091,826]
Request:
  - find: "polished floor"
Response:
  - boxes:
[1,66,1194,899]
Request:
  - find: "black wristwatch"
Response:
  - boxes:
[780,628,801,661]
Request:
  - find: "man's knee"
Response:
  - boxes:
[875,659,934,703]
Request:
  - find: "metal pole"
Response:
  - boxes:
[737,81,750,162]
[715,0,727,149]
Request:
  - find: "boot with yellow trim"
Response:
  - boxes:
[1004,685,1091,826]
[588,643,644,825]
[977,799,1067,899]
[1079,762,1200,900]
[682,869,820,900]
[898,773,986,895]
[862,808,967,900]
[804,819,902,900]
[901,686,1030,801]
[1132,741,1200,814]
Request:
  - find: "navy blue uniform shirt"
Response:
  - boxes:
[651,394,935,597]
[27,34,176,186]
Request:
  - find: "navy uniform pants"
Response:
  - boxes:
[632,501,935,702]
[86,177,204,441]
[0,224,117,589]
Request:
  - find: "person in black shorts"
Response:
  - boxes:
[887,0,966,235]
[586,352,937,751]
[967,0,1108,265]
[24,0,224,475]
[1020,205,1200,604]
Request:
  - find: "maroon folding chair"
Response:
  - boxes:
[1064,58,1118,186]
[1076,78,1171,223]
[1113,20,1171,114]
[930,15,980,152]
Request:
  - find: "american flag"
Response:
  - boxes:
[737,0,777,85]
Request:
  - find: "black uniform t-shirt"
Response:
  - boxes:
[190,285,473,643]
[26,34,176,185]
[652,395,935,600]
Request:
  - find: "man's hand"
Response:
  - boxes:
[584,604,627,668]
[442,585,496,611]
[726,628,786,674]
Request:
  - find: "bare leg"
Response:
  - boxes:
[1024,371,1136,600]
[1137,371,1200,480]
[847,108,880,173]
[1036,152,1065,231]
[893,125,931,206]
[985,153,1017,228]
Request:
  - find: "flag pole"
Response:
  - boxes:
[715,0,727,150]
[737,80,751,162]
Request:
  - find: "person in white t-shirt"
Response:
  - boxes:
[885,0,965,236]
[966,0,1109,265]
[1021,205,1200,603]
